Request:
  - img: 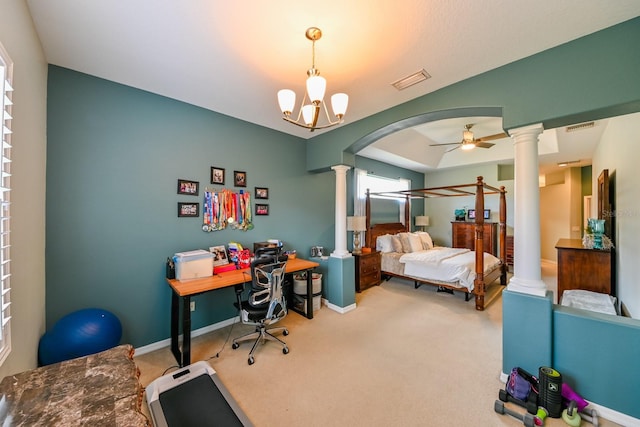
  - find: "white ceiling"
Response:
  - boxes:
[26,1,640,173]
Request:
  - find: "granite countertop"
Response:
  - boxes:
[0,344,150,426]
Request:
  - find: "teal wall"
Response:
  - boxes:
[553,306,640,418]
[502,291,553,380]
[45,66,336,346]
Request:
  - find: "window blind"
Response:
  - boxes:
[0,42,13,365]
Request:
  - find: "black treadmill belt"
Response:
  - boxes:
[159,373,244,427]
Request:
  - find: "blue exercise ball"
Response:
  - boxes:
[38,308,122,366]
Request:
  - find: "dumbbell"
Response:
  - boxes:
[580,408,599,427]
[499,388,538,414]
[494,400,536,427]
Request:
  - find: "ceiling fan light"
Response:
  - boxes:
[277,89,296,115]
[461,142,475,150]
[301,105,315,126]
[331,93,349,118]
[463,129,474,142]
[306,75,326,104]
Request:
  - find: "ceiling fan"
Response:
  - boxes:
[430,124,508,152]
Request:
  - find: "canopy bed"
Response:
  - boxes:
[364,176,508,311]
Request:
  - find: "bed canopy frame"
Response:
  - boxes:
[365,176,508,310]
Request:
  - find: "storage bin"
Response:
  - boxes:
[293,293,322,315]
[293,273,322,295]
[173,250,214,280]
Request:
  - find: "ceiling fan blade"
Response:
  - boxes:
[475,142,495,149]
[474,132,508,143]
[429,142,461,147]
[445,145,460,153]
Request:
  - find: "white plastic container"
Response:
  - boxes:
[173,250,214,280]
[293,273,322,295]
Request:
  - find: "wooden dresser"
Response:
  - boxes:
[555,238,615,301]
[506,235,514,269]
[354,251,381,292]
[451,221,497,256]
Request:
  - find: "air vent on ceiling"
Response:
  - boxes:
[391,69,431,91]
[558,160,581,167]
[565,121,595,132]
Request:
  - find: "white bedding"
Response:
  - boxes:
[395,247,502,291]
[561,289,617,315]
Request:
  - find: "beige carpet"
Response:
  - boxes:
[135,266,620,426]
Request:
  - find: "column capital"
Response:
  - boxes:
[508,123,544,143]
[331,164,351,174]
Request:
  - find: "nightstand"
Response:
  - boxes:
[354,251,381,292]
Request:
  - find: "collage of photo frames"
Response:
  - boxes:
[176,166,269,221]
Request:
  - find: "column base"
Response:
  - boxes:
[507,276,547,297]
[330,250,352,259]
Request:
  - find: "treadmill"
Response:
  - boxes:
[146,361,253,427]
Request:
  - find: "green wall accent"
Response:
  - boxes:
[45,66,335,347]
[306,18,640,172]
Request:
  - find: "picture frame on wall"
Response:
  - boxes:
[255,203,269,216]
[255,187,268,199]
[211,167,225,185]
[234,171,247,187]
[177,202,200,217]
[177,179,199,196]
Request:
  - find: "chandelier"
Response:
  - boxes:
[277,27,348,132]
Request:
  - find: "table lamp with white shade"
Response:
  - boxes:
[347,216,367,254]
[415,215,430,231]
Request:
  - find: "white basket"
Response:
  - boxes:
[293,273,322,295]
[293,294,321,314]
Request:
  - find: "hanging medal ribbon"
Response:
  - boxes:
[201,188,253,232]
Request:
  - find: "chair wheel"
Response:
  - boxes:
[232,342,239,349]
[248,356,254,365]
[283,329,289,336]
[283,347,289,354]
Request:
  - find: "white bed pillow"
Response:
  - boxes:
[416,231,434,250]
[390,235,403,253]
[408,233,424,252]
[376,234,394,253]
[398,233,413,253]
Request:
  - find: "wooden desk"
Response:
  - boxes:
[167,257,319,367]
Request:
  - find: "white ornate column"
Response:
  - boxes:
[508,124,547,296]
[331,165,351,258]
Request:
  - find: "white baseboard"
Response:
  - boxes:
[134,316,239,356]
[499,371,639,426]
[326,301,356,314]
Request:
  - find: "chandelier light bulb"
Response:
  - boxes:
[277,89,296,115]
[331,93,349,118]
[306,74,326,104]
[302,105,315,126]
